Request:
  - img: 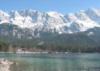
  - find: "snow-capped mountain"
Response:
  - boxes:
[0,8,100,50]
[0,8,100,35]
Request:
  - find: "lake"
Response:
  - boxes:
[0,53,100,71]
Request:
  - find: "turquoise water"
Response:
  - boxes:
[0,53,100,71]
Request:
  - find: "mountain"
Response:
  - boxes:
[0,8,100,34]
[0,8,100,52]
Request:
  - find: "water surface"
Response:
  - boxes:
[0,53,100,71]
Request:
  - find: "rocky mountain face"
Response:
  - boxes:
[0,8,100,50]
[0,8,100,34]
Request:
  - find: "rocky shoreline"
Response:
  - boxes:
[0,59,13,71]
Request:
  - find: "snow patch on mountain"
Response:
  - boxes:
[87,32,94,36]
[0,8,100,34]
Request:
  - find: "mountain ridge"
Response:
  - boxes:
[0,8,100,35]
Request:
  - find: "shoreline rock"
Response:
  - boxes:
[0,59,13,71]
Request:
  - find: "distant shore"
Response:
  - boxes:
[0,51,99,54]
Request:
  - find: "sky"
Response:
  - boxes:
[0,0,100,14]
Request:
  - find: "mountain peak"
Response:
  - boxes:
[47,11,63,18]
[0,8,100,34]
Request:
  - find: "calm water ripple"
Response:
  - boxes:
[0,53,100,71]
